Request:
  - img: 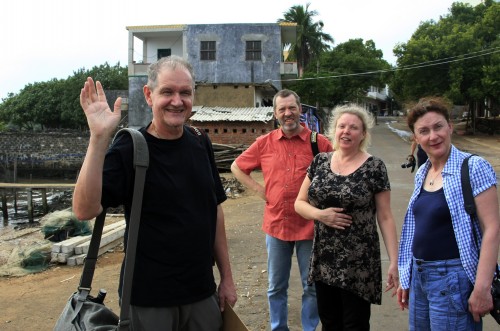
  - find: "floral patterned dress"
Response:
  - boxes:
[306,152,390,304]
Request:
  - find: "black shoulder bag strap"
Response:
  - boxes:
[310,131,319,157]
[116,128,149,330]
[75,128,149,331]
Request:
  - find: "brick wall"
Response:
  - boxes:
[190,121,275,145]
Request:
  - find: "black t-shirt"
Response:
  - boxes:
[102,125,227,306]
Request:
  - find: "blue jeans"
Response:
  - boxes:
[266,234,319,331]
[409,257,482,330]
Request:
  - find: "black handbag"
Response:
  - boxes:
[490,269,500,324]
[54,128,149,331]
[461,155,500,324]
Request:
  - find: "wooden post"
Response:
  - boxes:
[27,189,34,222]
[13,189,18,213]
[41,188,48,214]
[1,189,7,221]
[13,158,17,183]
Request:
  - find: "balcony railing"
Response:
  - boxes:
[128,63,150,76]
[280,62,298,76]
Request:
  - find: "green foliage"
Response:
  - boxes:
[289,39,391,107]
[278,3,334,75]
[391,0,500,108]
[0,62,128,130]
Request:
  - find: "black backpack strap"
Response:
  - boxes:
[461,153,484,254]
[462,154,500,295]
[310,131,319,157]
[186,125,219,172]
[461,154,476,216]
[191,126,203,137]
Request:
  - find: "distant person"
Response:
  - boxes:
[397,96,500,329]
[294,103,399,331]
[231,89,333,331]
[410,135,428,169]
[72,55,237,330]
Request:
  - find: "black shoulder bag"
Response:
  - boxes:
[461,155,500,324]
[54,128,149,331]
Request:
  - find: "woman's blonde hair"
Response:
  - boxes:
[327,103,374,152]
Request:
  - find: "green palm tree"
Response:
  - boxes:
[278,3,334,77]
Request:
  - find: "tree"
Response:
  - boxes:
[278,3,334,77]
[391,0,500,117]
[292,39,391,108]
[0,62,128,130]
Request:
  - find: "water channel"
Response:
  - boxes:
[1,179,74,229]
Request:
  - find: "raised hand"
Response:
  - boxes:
[80,77,122,138]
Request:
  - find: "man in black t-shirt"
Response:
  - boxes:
[73,55,237,330]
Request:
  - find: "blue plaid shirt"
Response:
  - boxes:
[398,145,497,289]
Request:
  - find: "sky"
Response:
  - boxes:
[0,0,481,101]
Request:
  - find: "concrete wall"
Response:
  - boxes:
[187,24,282,86]
[194,85,255,107]
[128,76,151,129]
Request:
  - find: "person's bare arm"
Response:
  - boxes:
[230,161,266,201]
[468,186,500,321]
[375,190,399,296]
[213,204,237,311]
[410,139,417,156]
[72,77,122,220]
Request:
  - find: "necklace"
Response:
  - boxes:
[152,122,163,139]
[334,151,359,175]
[428,168,443,186]
[334,152,343,175]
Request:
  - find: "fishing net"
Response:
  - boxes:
[40,209,92,241]
[0,242,53,276]
[0,209,92,276]
[0,226,53,276]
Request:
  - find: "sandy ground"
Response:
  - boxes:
[0,174,274,331]
[1,116,499,331]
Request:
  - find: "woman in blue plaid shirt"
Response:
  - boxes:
[396,97,500,330]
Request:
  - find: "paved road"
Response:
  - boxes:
[286,116,499,331]
[365,116,415,330]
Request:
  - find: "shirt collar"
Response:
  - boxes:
[276,123,310,141]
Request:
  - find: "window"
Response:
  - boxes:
[157,49,171,60]
[246,41,261,61]
[200,41,216,60]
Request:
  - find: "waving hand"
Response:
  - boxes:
[80,77,122,138]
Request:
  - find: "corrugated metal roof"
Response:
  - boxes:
[191,106,274,122]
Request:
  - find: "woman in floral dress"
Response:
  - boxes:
[295,104,399,330]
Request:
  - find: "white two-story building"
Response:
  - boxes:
[125,23,298,131]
